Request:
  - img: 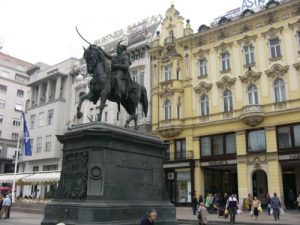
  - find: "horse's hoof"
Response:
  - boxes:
[77,112,83,119]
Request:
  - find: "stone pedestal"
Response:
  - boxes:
[41,122,177,225]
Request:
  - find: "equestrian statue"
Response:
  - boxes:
[76,29,148,129]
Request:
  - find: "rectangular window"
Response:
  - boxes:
[13,119,21,127]
[277,124,300,149]
[30,114,36,129]
[0,115,3,123]
[164,65,172,81]
[17,89,24,97]
[0,70,10,78]
[30,138,34,152]
[0,100,5,109]
[38,112,44,127]
[45,135,51,152]
[47,110,54,125]
[12,133,19,141]
[177,104,181,119]
[132,70,138,83]
[0,85,7,94]
[244,46,255,65]
[199,58,207,76]
[247,130,266,152]
[212,135,223,155]
[221,52,230,71]
[139,70,144,86]
[175,139,186,160]
[43,164,58,171]
[270,38,281,58]
[36,137,42,153]
[226,134,236,154]
[200,133,236,156]
[33,166,39,172]
[200,137,211,156]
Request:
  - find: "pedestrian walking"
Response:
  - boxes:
[266,193,271,215]
[0,195,11,219]
[192,194,199,215]
[139,209,157,225]
[197,202,207,225]
[288,189,295,209]
[297,192,300,211]
[205,193,212,214]
[271,193,281,221]
[252,196,261,220]
[226,193,238,224]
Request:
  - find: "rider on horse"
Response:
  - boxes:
[111,42,133,99]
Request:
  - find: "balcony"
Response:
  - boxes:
[164,37,176,49]
[157,119,183,138]
[165,151,194,161]
[240,105,265,127]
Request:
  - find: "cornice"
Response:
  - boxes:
[262,26,284,38]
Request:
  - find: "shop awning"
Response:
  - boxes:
[21,171,61,183]
[0,173,32,183]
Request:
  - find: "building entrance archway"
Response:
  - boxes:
[252,169,268,204]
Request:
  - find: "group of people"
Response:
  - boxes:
[192,192,287,224]
[0,194,12,219]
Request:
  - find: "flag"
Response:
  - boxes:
[22,111,32,156]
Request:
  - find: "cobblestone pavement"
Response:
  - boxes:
[1,208,300,225]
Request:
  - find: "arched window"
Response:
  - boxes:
[274,79,286,103]
[200,95,209,116]
[223,89,233,112]
[248,84,259,105]
[164,100,172,120]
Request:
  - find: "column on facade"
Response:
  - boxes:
[265,126,277,153]
[37,83,43,105]
[46,79,53,102]
[236,130,248,201]
[55,76,62,99]
[194,162,204,198]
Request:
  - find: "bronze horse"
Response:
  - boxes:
[76,44,148,129]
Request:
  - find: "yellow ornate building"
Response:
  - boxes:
[150,0,300,206]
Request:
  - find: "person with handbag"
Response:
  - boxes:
[226,193,238,224]
[252,196,261,220]
[197,202,207,225]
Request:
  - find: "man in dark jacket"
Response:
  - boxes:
[271,193,281,221]
[140,209,157,225]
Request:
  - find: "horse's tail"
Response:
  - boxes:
[140,86,148,117]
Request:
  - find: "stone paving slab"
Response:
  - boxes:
[176,207,300,225]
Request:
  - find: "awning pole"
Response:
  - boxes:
[12,134,20,204]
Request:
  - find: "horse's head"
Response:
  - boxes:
[83,45,101,74]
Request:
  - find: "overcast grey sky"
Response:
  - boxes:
[0,0,257,65]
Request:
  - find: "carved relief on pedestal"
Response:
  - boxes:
[62,151,88,199]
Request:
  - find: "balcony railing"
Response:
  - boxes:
[241,104,263,113]
[165,151,194,161]
[164,37,176,44]
[240,104,265,127]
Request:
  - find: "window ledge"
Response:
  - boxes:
[269,55,282,62]
[243,63,256,69]
[220,69,231,74]
[274,101,287,109]
[198,74,208,79]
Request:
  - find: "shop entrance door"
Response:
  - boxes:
[282,170,296,209]
[252,170,268,204]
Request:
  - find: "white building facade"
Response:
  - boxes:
[0,52,33,174]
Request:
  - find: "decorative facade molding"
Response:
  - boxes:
[214,41,233,52]
[237,34,257,45]
[193,49,210,58]
[288,18,300,30]
[265,64,289,79]
[262,26,284,38]
[216,76,236,89]
[293,62,300,71]
[194,81,213,95]
[239,69,261,84]
[159,88,175,99]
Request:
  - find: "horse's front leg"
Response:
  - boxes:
[97,91,108,121]
[77,92,89,119]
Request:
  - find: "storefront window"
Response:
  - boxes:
[247,130,266,152]
[176,172,191,203]
[278,126,292,149]
[175,139,186,160]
